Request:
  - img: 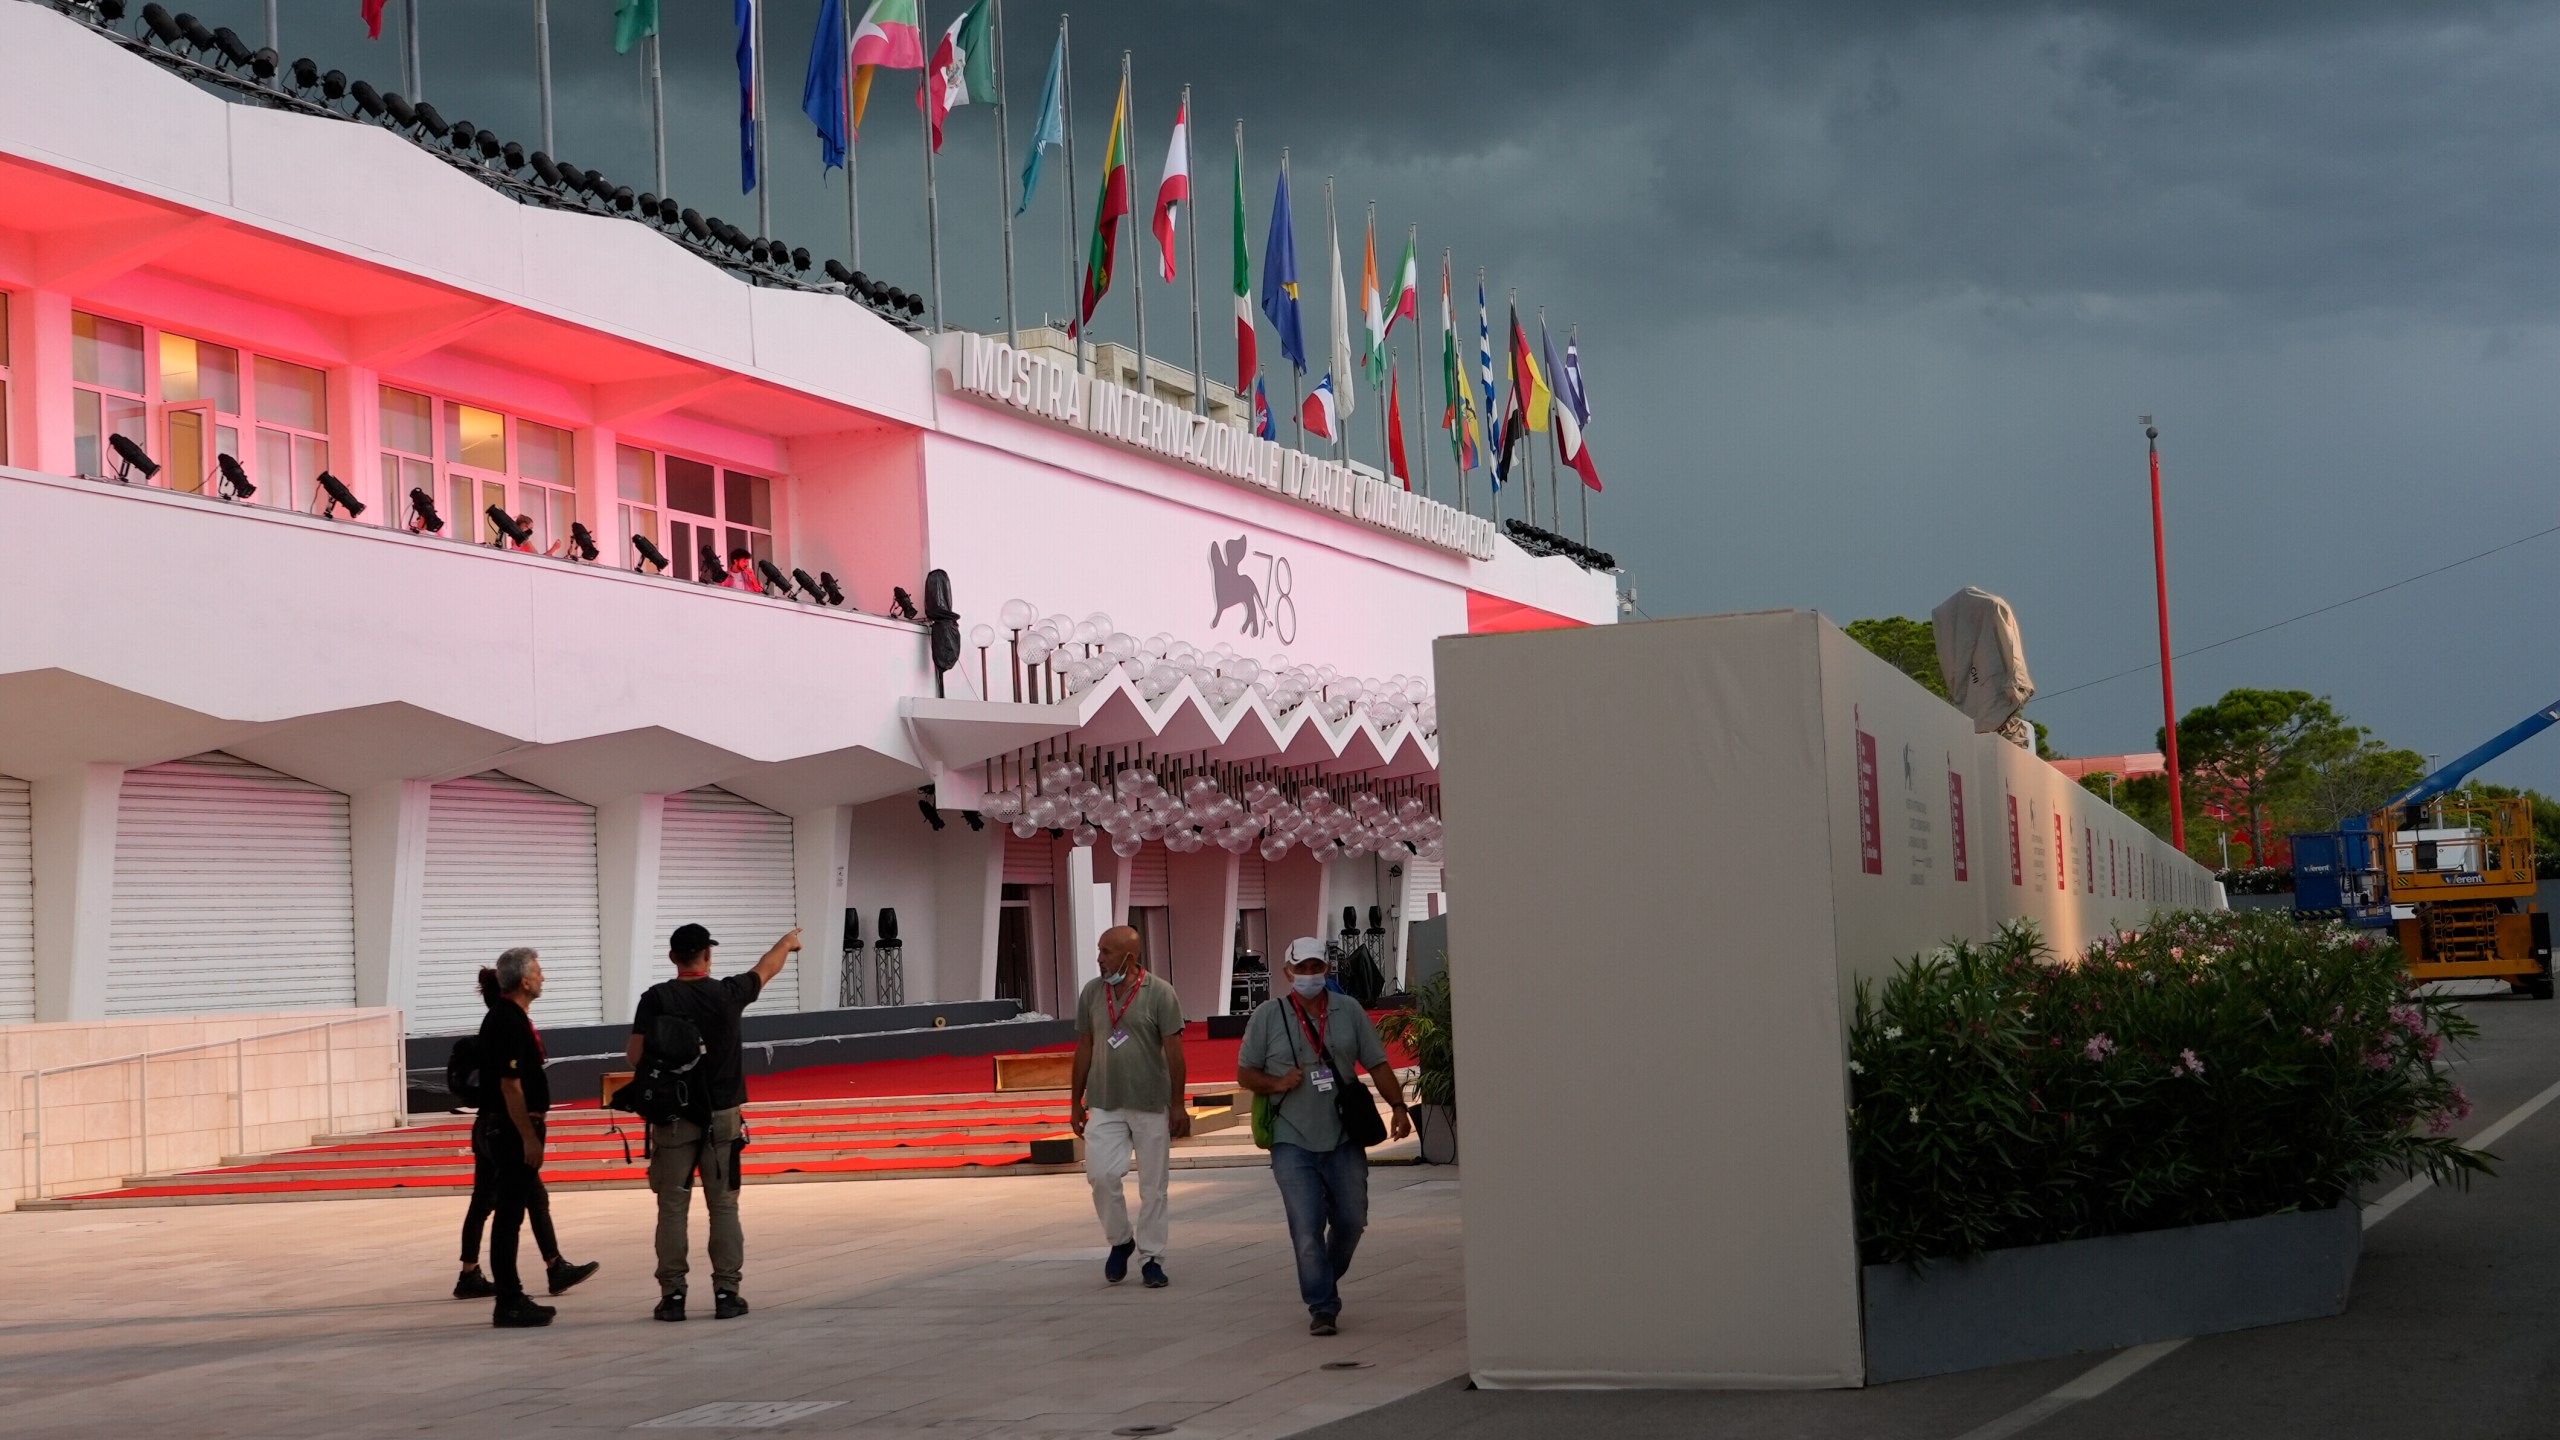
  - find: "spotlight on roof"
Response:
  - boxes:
[790,247,813,272]
[890,587,921,622]
[451,120,478,150]
[657,196,680,224]
[107,432,160,483]
[315,471,367,518]
[397,482,438,529]
[905,293,926,317]
[479,131,505,160]
[214,452,256,501]
[568,522,601,561]
[98,0,128,20]
[320,67,347,100]
[818,572,847,607]
[413,101,449,137]
[681,208,708,240]
[486,505,532,547]
[250,47,279,80]
[175,13,217,53]
[631,534,669,572]
[612,187,636,212]
[211,25,253,67]
[530,151,562,186]
[756,558,794,596]
[290,56,318,88]
[349,80,385,117]
[383,91,417,128]
[501,140,525,169]
[142,4,178,43]
[792,567,828,604]
[824,259,854,286]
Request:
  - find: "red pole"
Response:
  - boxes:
[2147,422,2187,852]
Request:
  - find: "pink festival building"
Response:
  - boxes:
[0,2,1616,1045]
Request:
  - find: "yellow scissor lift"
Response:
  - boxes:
[2374,796,2553,997]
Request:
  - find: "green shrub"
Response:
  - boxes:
[1378,968,1454,1107]
[1849,911,2489,1265]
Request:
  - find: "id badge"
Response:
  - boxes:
[1107,1029,1131,1049]
[1311,1066,1336,1093]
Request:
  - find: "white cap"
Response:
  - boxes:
[1283,936,1329,967]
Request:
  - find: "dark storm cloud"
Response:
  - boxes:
[157,1,2560,787]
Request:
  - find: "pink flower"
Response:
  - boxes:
[2316,1031,2334,1047]
[2180,1048,2205,1076]
[2084,1034,2117,1062]
[2170,947,2185,959]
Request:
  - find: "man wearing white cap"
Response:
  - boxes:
[1236,936,1412,1335]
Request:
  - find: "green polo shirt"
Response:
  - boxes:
[1238,991,1387,1152]
[1075,970,1186,1112]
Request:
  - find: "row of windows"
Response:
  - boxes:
[55,308,775,576]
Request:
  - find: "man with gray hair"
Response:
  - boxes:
[474,947,576,1327]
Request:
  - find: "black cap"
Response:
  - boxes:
[670,923,718,957]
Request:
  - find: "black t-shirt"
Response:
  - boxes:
[633,972,764,1111]
[477,999,550,1115]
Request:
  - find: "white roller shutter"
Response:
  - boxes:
[106,753,355,1017]
[1127,844,1169,907]
[417,774,602,1034]
[659,787,801,1011]
[1403,859,1444,916]
[0,776,30,1024]
[1235,853,1267,910]
[1004,832,1054,885]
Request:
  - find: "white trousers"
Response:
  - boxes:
[1085,1107,1172,1261]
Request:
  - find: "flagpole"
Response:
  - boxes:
[1324,175,1343,464]
[1445,247,1465,519]
[1283,146,1302,451]
[920,0,945,329]
[1573,323,1589,546]
[1409,224,1429,499]
[1061,14,1082,374]
[1125,54,1149,393]
[1370,202,1389,474]
[754,0,772,239]
[1482,266,1499,530]
[404,0,421,99]
[840,0,861,269]
[1183,84,1204,416]
[649,32,669,198]
[535,0,554,154]
[1539,303,1558,527]
[993,0,1018,345]
[1511,287,1534,529]
[263,0,277,51]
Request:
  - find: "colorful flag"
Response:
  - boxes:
[1387,363,1410,487]
[1326,208,1357,420]
[1073,73,1131,336]
[1231,134,1257,393]
[614,0,660,54]
[1303,373,1339,440]
[1153,97,1191,284]
[921,0,995,153]
[1387,231,1418,329]
[363,0,387,40]
[1476,279,1501,486]
[1251,375,1277,439]
[801,0,850,170]
[1018,31,1064,215]
[1259,167,1305,373]
[1555,331,1601,492]
[735,0,758,195]
[1511,309,1552,431]
[1439,257,1478,471]
[1359,216,1387,386]
[848,0,923,137]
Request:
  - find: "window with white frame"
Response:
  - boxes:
[0,292,13,466]
[630,449,775,584]
[157,331,240,496]
[615,443,660,570]
[71,312,146,480]
[378,388,581,551]
[378,386,435,526]
[252,357,330,513]
[70,311,329,505]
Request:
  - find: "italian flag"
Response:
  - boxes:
[921,0,996,153]
[1075,74,1131,336]
[1386,231,1418,332]
[848,0,923,137]
[1232,136,1257,394]
[1153,97,1191,284]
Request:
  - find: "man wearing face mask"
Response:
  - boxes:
[1236,936,1412,1335]
[1070,925,1191,1289]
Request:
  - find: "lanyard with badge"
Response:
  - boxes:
[1289,993,1337,1093]
[1104,968,1147,1049]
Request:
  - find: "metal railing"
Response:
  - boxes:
[15,1012,398,1201]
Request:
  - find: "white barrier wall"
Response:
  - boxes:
[1435,611,2220,1389]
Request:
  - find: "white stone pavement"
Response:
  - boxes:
[0,1162,1467,1439]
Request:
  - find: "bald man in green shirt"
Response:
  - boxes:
[1071,926,1191,1289]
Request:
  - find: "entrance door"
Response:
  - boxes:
[996,890,1033,1004]
[417,773,602,1033]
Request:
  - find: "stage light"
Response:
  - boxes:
[214,452,255,501]
[568,522,601,561]
[791,247,813,272]
[681,208,708,240]
[531,151,562,186]
[825,259,854,286]
[791,567,827,603]
[302,470,363,517]
[479,131,505,160]
[98,0,128,19]
[962,810,985,831]
[107,432,159,482]
[891,587,920,622]
[756,558,793,596]
[250,46,278,80]
[486,505,532,547]
[637,190,660,215]
[350,80,385,117]
[612,187,636,212]
[698,541,725,583]
[413,101,449,137]
[176,13,217,52]
[918,797,946,831]
[396,482,439,529]
[905,293,926,317]
[501,140,525,169]
[819,572,848,607]
[211,25,253,66]
[290,56,317,88]
[657,197,680,224]
[451,120,477,150]
[383,92,417,128]
[850,269,871,293]
[631,534,669,572]
[321,68,347,100]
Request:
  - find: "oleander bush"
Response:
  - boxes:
[1849,910,2491,1265]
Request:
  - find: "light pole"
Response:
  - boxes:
[2145,417,2187,853]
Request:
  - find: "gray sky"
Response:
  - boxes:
[176,1,2560,791]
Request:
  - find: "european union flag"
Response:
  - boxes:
[1259,168,1305,373]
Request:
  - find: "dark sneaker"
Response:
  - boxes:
[492,1295,556,1328]
[1141,1259,1168,1289]
[546,1259,600,1295]
[1309,1311,1338,1336]
[453,1268,497,1300]
[653,1292,686,1323]
[714,1290,750,1320]
[1104,1240,1136,1284]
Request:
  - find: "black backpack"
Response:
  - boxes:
[611,1004,710,1125]
[445,1036,486,1109]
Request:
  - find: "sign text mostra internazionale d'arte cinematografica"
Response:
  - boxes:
[936,332,1500,561]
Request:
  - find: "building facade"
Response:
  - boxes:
[0,4,1615,1035]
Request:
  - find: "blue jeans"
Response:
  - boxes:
[1271,1141,1369,1317]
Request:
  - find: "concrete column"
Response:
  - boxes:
[350,780,431,1019]
[1265,848,1328,962]
[1053,839,1103,996]
[932,821,1002,1004]
[325,362,379,514]
[573,424,616,539]
[14,289,74,477]
[1165,846,1240,1019]
[1099,846,1134,926]
[793,803,852,1012]
[30,763,122,1021]
[597,793,666,1024]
